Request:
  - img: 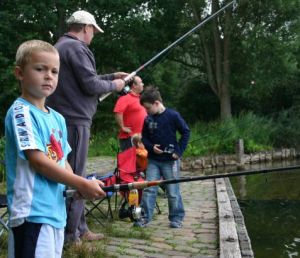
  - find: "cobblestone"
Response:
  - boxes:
[86,157,219,257]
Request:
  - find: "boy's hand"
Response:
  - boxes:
[77,179,106,200]
[153,144,163,154]
[172,153,179,160]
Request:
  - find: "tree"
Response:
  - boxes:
[230,0,300,115]
[0,0,299,135]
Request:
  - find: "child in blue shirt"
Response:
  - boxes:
[5,40,106,257]
[135,86,190,228]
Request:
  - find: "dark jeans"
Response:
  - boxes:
[12,221,42,258]
[65,124,90,241]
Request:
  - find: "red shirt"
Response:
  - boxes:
[113,93,147,138]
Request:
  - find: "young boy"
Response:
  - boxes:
[131,133,148,173]
[135,86,190,228]
[5,40,105,257]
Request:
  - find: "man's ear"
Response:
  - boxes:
[14,66,23,81]
[83,25,89,33]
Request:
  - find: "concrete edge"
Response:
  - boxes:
[224,178,254,258]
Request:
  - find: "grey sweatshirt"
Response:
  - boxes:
[47,33,116,127]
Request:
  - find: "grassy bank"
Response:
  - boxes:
[1,110,300,182]
[88,112,276,158]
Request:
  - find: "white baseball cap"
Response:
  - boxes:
[67,10,104,33]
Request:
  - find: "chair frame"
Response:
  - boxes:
[84,172,115,226]
[0,194,9,237]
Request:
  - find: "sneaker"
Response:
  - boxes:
[133,219,149,228]
[64,238,82,247]
[169,221,183,228]
[80,231,104,241]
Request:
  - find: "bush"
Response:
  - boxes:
[185,112,274,156]
[270,106,300,149]
[88,133,118,157]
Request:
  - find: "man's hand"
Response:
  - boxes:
[113,79,126,92]
[114,72,129,80]
[122,126,132,134]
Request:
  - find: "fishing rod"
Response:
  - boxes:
[64,164,300,198]
[99,0,237,102]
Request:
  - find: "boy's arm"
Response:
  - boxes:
[25,149,105,200]
[65,160,73,174]
[141,120,155,154]
[175,113,190,157]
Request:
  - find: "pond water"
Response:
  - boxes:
[229,160,300,258]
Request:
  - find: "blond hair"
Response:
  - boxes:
[16,40,58,68]
[132,133,142,147]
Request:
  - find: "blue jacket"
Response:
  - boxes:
[142,108,190,162]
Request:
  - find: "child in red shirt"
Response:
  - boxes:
[132,134,148,174]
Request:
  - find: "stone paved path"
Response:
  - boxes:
[85,157,219,258]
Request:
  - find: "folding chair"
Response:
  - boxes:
[115,147,162,220]
[114,147,144,221]
[0,194,9,237]
[0,160,9,237]
[84,171,116,226]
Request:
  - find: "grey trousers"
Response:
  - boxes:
[65,124,90,241]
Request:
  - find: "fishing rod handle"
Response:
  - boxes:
[63,180,162,198]
[124,71,137,82]
[63,185,114,198]
[98,71,137,102]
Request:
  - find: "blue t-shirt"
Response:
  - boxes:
[5,98,71,229]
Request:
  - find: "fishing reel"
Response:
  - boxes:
[118,189,142,222]
[118,85,131,97]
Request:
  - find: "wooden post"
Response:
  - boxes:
[236,139,245,169]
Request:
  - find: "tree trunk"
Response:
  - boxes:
[220,84,232,120]
[191,0,233,120]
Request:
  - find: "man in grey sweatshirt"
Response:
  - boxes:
[47,10,127,244]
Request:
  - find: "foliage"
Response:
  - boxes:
[0,0,299,137]
[88,133,119,157]
[185,112,274,156]
[174,75,219,123]
[89,112,280,158]
[230,0,300,116]
[270,106,300,149]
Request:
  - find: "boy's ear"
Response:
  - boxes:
[14,66,23,81]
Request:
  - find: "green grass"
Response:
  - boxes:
[0,231,8,258]
[88,133,118,157]
[185,112,275,157]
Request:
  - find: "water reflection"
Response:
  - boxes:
[237,199,300,258]
[229,159,300,258]
[185,159,300,257]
